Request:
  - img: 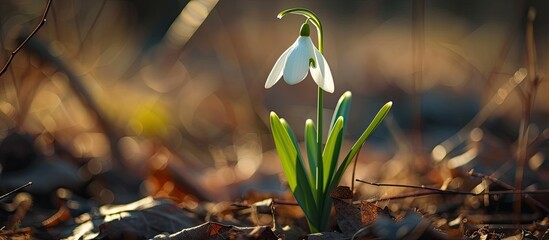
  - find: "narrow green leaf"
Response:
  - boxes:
[270,113,297,188]
[281,118,316,196]
[329,91,352,132]
[328,101,392,193]
[280,118,319,224]
[305,119,318,189]
[270,112,318,222]
[320,195,333,231]
[322,116,344,189]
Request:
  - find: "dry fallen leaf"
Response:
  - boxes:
[151,222,278,240]
[331,186,362,233]
[372,211,447,240]
[44,197,202,239]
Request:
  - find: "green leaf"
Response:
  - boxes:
[281,118,316,195]
[322,116,344,189]
[305,119,318,189]
[329,91,352,132]
[328,101,392,193]
[270,112,318,223]
[320,195,333,232]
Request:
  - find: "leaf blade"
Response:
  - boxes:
[270,112,318,223]
[305,119,318,190]
[322,116,344,189]
[329,102,392,193]
[329,91,352,132]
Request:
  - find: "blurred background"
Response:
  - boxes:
[0,0,548,212]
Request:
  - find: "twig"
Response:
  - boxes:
[468,169,514,189]
[0,0,53,76]
[431,68,526,161]
[356,179,549,203]
[0,182,32,201]
[515,6,542,218]
[356,179,473,195]
[366,189,549,203]
[366,189,456,202]
[431,2,527,162]
[469,169,549,213]
[350,146,362,194]
[272,199,299,206]
[270,181,549,207]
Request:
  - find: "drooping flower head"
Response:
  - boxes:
[265,23,334,93]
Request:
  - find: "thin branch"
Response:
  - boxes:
[270,181,549,207]
[515,6,542,218]
[350,146,362,194]
[0,182,32,200]
[469,169,549,213]
[272,199,299,206]
[468,169,514,189]
[0,0,53,76]
[356,179,473,195]
[365,190,456,202]
[365,189,549,203]
[356,178,549,203]
[233,199,299,208]
[431,68,526,161]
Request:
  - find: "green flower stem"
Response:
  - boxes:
[316,86,324,221]
[278,8,326,232]
[278,8,324,53]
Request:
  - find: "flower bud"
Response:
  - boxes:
[299,23,310,36]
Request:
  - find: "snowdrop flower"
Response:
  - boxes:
[265,23,334,93]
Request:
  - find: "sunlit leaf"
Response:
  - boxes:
[329,91,351,133]
[281,118,315,192]
[322,116,344,189]
[269,112,318,224]
[66,197,201,239]
[305,119,318,189]
[329,102,392,194]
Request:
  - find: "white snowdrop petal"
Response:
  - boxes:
[265,44,294,88]
[311,47,334,93]
[283,37,314,85]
